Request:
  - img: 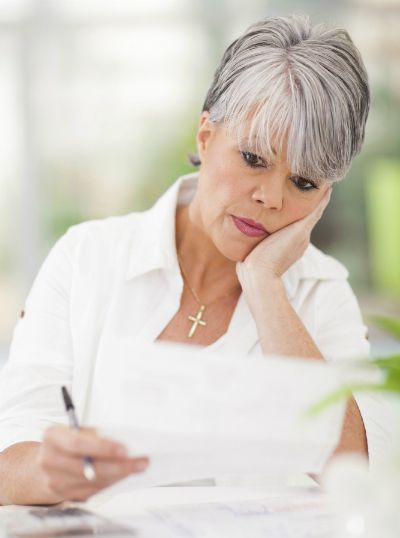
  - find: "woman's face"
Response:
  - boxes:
[189,112,331,262]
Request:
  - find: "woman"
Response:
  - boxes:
[0,15,394,505]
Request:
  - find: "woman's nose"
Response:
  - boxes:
[251,181,284,211]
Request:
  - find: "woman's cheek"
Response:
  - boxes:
[280,199,317,227]
[207,164,245,206]
[290,183,330,217]
[287,203,313,219]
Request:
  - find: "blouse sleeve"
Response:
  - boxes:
[0,227,81,452]
[315,278,396,467]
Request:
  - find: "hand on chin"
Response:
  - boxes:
[236,188,332,287]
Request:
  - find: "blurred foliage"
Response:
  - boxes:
[309,314,400,416]
[366,314,400,343]
[45,109,199,241]
[366,160,400,297]
[311,154,370,289]
[48,204,85,243]
[311,89,400,292]
[45,165,86,245]
[125,110,200,213]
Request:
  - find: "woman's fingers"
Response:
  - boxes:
[95,457,149,478]
[41,443,148,479]
[61,485,102,503]
[301,187,332,228]
[41,425,149,501]
[42,454,148,493]
[44,425,127,459]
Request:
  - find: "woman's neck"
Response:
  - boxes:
[175,204,239,293]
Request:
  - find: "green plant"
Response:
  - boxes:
[309,314,400,416]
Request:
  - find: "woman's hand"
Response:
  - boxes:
[39,425,148,502]
[236,188,332,287]
[235,188,332,360]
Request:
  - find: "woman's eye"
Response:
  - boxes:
[293,176,318,191]
[242,152,265,168]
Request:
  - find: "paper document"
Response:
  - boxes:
[89,341,345,491]
[114,494,336,538]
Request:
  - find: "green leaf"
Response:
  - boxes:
[309,314,400,417]
[381,369,400,392]
[373,355,400,371]
[365,314,400,340]
[308,383,382,417]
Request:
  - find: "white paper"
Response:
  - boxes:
[90,341,345,491]
[114,494,335,538]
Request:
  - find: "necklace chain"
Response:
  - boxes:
[177,253,241,308]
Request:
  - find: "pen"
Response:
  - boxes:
[61,386,96,482]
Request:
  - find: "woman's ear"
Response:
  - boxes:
[196,111,213,163]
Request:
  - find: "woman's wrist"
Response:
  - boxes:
[241,266,285,293]
[242,274,323,360]
[240,270,287,315]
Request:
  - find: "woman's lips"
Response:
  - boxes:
[231,216,269,237]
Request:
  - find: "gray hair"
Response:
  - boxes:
[188,14,370,183]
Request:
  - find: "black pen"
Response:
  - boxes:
[61,386,96,482]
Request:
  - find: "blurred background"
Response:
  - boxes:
[0,0,400,367]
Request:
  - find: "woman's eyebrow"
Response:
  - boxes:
[238,138,277,157]
[237,140,322,183]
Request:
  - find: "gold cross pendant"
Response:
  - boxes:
[188,305,207,338]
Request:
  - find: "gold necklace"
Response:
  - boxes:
[177,253,242,338]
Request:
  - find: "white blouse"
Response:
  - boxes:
[0,172,395,471]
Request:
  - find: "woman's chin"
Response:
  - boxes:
[212,238,254,263]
